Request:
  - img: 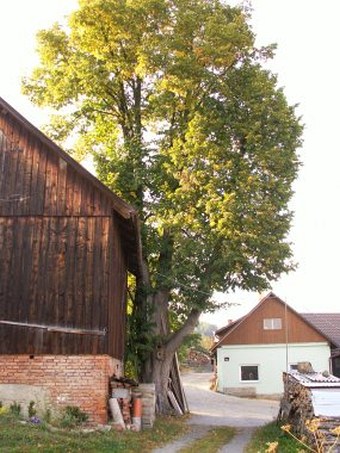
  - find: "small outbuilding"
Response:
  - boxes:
[0,97,141,423]
[280,365,340,451]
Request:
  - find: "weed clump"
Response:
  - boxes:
[60,405,88,428]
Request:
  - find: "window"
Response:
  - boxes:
[240,365,259,381]
[263,318,282,330]
[333,357,340,377]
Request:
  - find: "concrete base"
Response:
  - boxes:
[224,387,257,398]
[0,383,50,417]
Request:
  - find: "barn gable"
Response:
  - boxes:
[0,97,142,358]
[0,98,142,423]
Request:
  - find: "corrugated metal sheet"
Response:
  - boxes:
[291,371,340,387]
[312,389,340,416]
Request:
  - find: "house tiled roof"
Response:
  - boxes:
[300,313,340,348]
[214,317,244,339]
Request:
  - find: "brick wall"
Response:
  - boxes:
[0,355,122,424]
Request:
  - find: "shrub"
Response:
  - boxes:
[60,405,88,428]
[28,401,37,418]
[9,402,21,416]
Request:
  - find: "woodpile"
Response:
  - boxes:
[280,372,314,431]
[109,354,188,427]
[279,363,340,451]
[186,348,211,368]
[110,377,145,431]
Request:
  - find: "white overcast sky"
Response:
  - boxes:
[1,1,339,326]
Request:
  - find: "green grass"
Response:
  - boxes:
[180,426,235,453]
[0,412,189,452]
[245,421,305,452]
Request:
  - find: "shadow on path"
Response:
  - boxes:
[152,371,279,452]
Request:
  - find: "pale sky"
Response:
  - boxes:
[1,1,339,327]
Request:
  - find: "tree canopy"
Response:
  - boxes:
[23,0,303,412]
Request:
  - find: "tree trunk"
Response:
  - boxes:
[139,288,169,385]
[140,285,201,414]
[137,230,202,414]
[150,348,175,414]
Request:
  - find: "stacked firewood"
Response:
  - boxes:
[280,366,340,451]
[186,348,211,367]
[280,371,314,432]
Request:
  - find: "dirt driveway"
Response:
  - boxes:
[152,372,279,452]
[182,371,279,427]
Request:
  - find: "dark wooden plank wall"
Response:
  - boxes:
[107,213,127,360]
[0,116,113,217]
[0,113,129,357]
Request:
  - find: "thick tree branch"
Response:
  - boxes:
[166,308,201,354]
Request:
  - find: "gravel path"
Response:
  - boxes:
[152,424,212,453]
[152,371,279,452]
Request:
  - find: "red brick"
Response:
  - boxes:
[0,355,118,424]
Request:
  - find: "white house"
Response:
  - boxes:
[211,293,333,398]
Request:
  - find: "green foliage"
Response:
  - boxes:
[0,406,8,416]
[23,0,303,382]
[177,332,203,363]
[125,275,156,379]
[28,401,37,418]
[44,409,51,424]
[125,306,156,380]
[246,422,303,452]
[9,402,21,417]
[60,406,88,429]
[0,413,189,452]
[178,322,216,365]
[181,426,235,453]
[281,419,340,453]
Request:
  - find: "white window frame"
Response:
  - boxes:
[240,364,259,382]
[263,318,282,330]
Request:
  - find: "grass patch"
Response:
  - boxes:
[0,412,189,452]
[245,421,304,452]
[180,426,235,453]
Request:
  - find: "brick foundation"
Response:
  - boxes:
[0,355,122,424]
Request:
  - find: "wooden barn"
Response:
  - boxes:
[0,97,141,423]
